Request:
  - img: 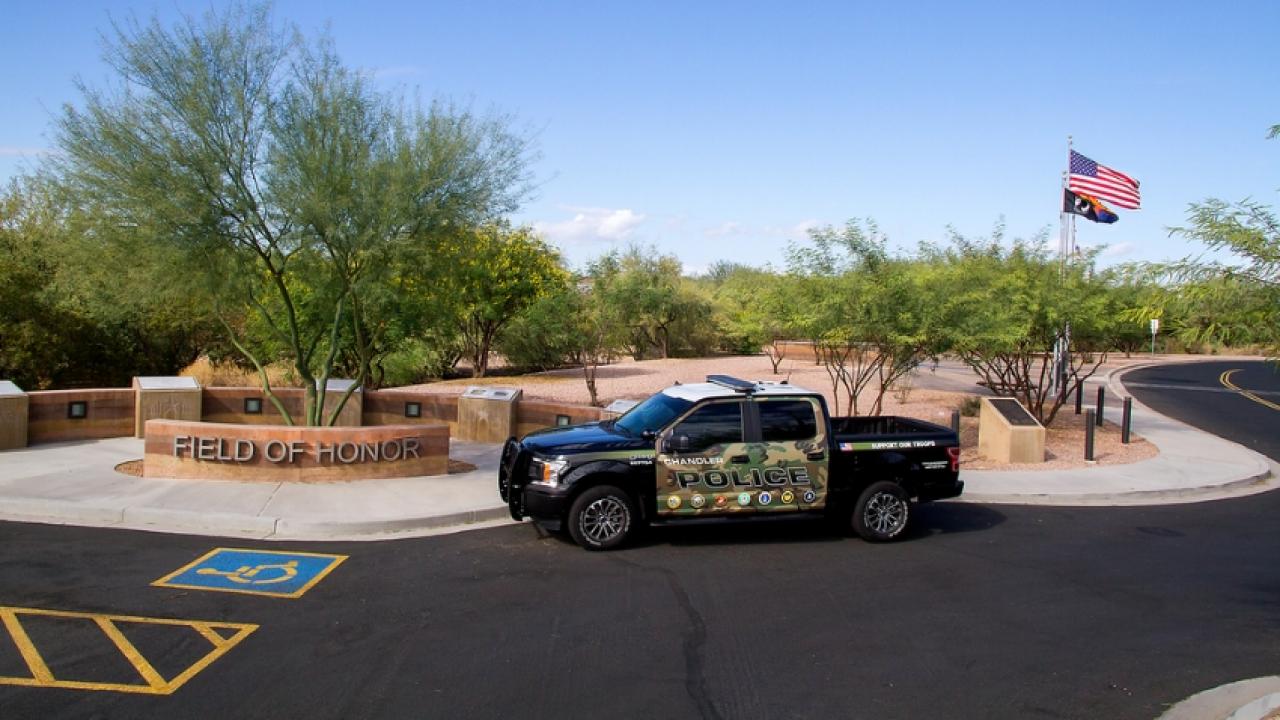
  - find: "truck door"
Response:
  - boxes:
[656,399,755,516]
[752,397,829,511]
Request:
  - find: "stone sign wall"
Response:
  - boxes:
[27,389,134,444]
[143,419,449,481]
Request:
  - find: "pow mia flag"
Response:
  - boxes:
[1063,189,1118,224]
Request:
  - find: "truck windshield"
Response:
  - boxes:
[615,392,693,436]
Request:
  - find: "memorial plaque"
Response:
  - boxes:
[989,398,1039,427]
[136,376,200,390]
[134,376,203,437]
[317,379,363,426]
[0,381,27,450]
[605,399,640,414]
[457,386,521,443]
[977,397,1045,464]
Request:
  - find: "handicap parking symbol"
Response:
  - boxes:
[153,548,347,598]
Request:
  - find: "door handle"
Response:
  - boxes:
[806,451,825,461]
[729,454,750,464]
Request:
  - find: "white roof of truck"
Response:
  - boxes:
[661,380,820,403]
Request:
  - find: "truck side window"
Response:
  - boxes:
[671,401,742,453]
[758,400,817,442]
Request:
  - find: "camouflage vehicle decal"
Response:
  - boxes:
[657,396,828,516]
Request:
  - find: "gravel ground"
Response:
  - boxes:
[400,354,1158,471]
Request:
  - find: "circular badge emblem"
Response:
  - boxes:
[691,494,706,509]
[737,492,751,507]
[781,490,795,504]
[666,495,682,509]
[802,490,817,503]
[714,494,728,508]
[758,492,772,506]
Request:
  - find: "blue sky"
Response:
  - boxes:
[3,1,1277,273]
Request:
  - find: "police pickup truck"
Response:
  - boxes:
[499,375,962,550]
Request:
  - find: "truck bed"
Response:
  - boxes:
[830,415,954,440]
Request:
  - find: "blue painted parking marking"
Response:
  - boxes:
[153,548,347,599]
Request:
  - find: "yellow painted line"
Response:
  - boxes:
[0,607,54,683]
[94,616,168,690]
[1220,369,1280,412]
[163,622,257,693]
[0,605,257,695]
[152,547,348,599]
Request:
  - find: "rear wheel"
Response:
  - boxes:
[567,485,637,551]
[852,481,910,542]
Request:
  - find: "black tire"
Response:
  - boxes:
[851,481,910,542]
[567,485,637,551]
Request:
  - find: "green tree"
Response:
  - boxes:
[598,246,711,360]
[712,266,796,371]
[922,225,1115,425]
[53,4,532,422]
[430,225,568,377]
[788,221,939,415]
[498,278,584,372]
[0,176,213,389]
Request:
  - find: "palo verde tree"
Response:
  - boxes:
[53,4,532,423]
[596,246,712,360]
[921,224,1119,425]
[787,220,940,416]
[429,224,568,377]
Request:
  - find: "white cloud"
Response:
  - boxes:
[703,221,741,239]
[789,219,821,237]
[535,207,646,245]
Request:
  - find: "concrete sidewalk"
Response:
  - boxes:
[958,362,1277,506]
[0,361,1273,540]
[0,438,512,541]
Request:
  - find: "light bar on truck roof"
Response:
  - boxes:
[705,375,758,393]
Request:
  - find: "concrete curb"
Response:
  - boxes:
[959,470,1277,507]
[270,506,513,540]
[0,497,515,541]
[0,496,126,527]
[1157,676,1280,720]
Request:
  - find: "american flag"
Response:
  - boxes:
[1068,150,1140,210]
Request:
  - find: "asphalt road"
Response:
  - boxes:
[3,485,1280,720]
[1124,359,1280,461]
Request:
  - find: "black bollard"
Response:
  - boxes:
[1085,409,1095,461]
[1096,386,1105,426]
[1075,382,1082,415]
[951,410,961,434]
[1122,397,1132,444]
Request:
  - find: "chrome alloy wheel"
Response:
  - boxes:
[863,491,908,536]
[581,496,629,543]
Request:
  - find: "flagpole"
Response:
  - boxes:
[1054,136,1074,399]
[1060,135,1072,277]
[1067,136,1078,262]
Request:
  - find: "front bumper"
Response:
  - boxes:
[523,485,570,522]
[499,438,572,522]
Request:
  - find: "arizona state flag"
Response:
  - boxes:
[1063,189,1118,224]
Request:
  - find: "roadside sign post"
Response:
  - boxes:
[1150,318,1159,355]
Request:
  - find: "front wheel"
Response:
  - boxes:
[567,485,637,551]
[852,481,910,542]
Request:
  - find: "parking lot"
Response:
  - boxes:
[3,490,1279,719]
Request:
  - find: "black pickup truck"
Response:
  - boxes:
[499,375,962,550]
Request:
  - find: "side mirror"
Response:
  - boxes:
[641,429,656,440]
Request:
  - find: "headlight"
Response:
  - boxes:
[530,458,569,488]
